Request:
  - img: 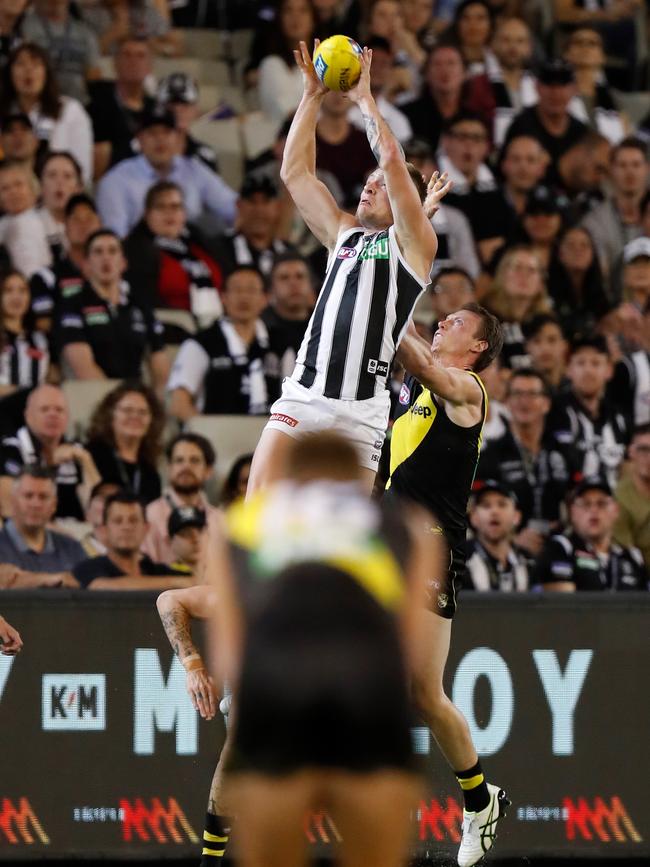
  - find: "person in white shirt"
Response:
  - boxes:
[0,160,51,278]
[36,150,83,253]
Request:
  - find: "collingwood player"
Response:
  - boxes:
[247,42,452,495]
[386,306,508,867]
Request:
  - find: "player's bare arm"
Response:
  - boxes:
[280,40,355,250]
[397,322,484,416]
[347,49,448,279]
[157,586,218,719]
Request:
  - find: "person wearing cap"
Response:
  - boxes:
[439,110,513,265]
[517,183,566,271]
[0,113,39,171]
[476,369,575,555]
[96,106,237,238]
[465,481,532,592]
[546,334,630,491]
[581,136,648,275]
[167,505,206,574]
[534,476,648,592]
[504,60,589,170]
[143,432,217,565]
[87,37,156,178]
[156,71,219,175]
[214,174,293,279]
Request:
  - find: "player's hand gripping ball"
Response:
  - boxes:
[313,35,363,92]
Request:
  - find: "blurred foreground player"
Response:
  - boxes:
[247,42,452,494]
[386,304,509,866]
[206,432,443,867]
[0,614,22,655]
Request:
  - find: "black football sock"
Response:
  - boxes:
[455,760,490,813]
[199,812,231,864]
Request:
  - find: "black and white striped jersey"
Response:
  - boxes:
[0,330,49,389]
[292,225,428,401]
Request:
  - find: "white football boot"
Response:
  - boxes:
[457,783,510,867]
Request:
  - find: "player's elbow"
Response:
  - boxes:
[156,590,173,613]
[379,139,404,170]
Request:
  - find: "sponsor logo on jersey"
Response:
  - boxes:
[337,246,357,259]
[270,413,299,428]
[359,236,389,260]
[367,359,389,375]
[411,403,432,418]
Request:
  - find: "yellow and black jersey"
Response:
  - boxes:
[386,372,488,540]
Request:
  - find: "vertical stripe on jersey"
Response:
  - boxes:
[356,244,392,400]
[391,260,426,347]
[297,235,362,388]
[324,246,366,398]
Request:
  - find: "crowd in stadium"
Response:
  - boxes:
[0,0,648,595]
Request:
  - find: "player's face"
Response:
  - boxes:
[570,492,617,541]
[471,492,520,543]
[525,323,567,374]
[567,348,612,397]
[171,526,203,567]
[431,309,485,359]
[13,477,57,530]
[356,170,393,229]
[629,433,650,484]
[169,442,210,494]
[105,503,147,555]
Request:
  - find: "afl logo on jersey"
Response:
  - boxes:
[337,246,358,259]
[399,383,410,405]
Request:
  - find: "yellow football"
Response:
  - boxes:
[313,35,362,92]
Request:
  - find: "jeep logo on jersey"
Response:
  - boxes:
[337,246,357,259]
[411,404,432,418]
[367,359,389,376]
[360,237,389,260]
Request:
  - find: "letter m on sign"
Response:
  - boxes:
[120,797,199,844]
[564,796,642,843]
[419,797,463,842]
[0,798,50,844]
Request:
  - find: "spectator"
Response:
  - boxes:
[496,134,548,227]
[21,1,101,104]
[546,334,629,490]
[314,0,361,41]
[609,299,650,426]
[220,452,254,506]
[564,26,627,145]
[168,266,274,420]
[216,176,292,279]
[602,242,650,355]
[166,505,206,574]
[471,16,536,147]
[73,491,191,590]
[427,266,476,330]
[0,0,27,69]
[478,354,510,444]
[535,476,647,592]
[504,59,589,170]
[36,151,83,255]
[315,91,376,209]
[581,137,648,276]
[481,245,551,368]
[363,0,424,98]
[81,0,183,59]
[156,72,219,174]
[476,369,574,555]
[402,43,474,153]
[88,37,156,178]
[522,313,569,395]
[55,229,169,391]
[258,0,315,125]
[96,107,237,238]
[404,139,481,279]
[123,181,223,338]
[554,129,611,203]
[0,467,83,587]
[263,253,315,381]
[85,381,164,506]
[0,113,39,172]
[399,0,437,65]
[143,432,217,565]
[547,225,611,338]
[614,424,650,568]
[0,383,100,520]
[513,183,565,272]
[347,37,413,144]
[465,480,531,591]
[0,159,51,278]
[79,480,120,557]
[0,270,49,432]
[440,111,512,265]
[0,43,93,184]
[447,0,495,75]
[30,193,101,332]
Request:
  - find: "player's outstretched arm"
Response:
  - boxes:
[280,41,355,251]
[347,49,443,278]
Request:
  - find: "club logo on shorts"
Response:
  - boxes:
[337,247,358,259]
[270,413,299,428]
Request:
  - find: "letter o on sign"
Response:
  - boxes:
[452,647,513,756]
